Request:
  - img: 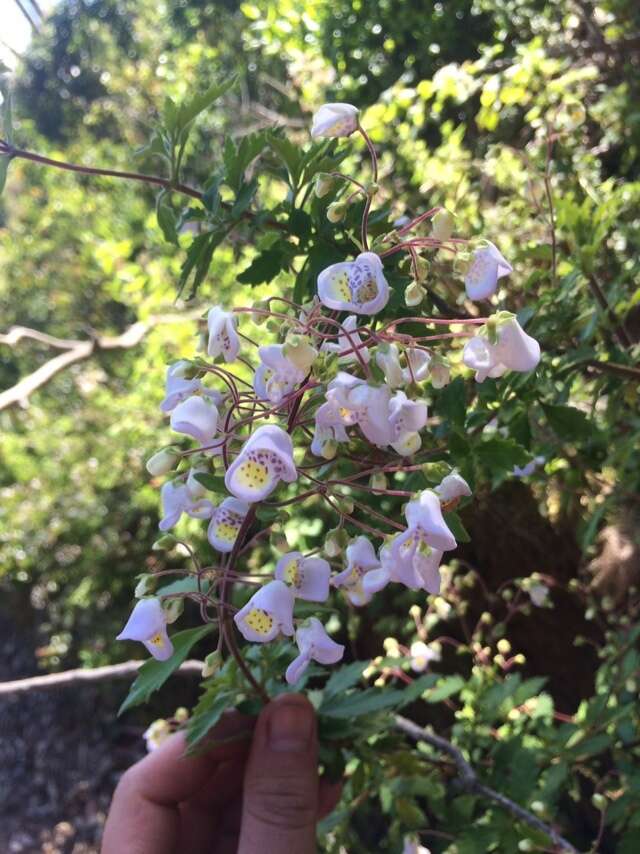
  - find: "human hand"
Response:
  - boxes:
[101,693,341,854]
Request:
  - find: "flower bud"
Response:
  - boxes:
[518,840,534,851]
[152,534,177,551]
[370,472,388,491]
[432,209,455,241]
[591,793,607,810]
[367,182,379,197]
[202,650,223,678]
[315,172,334,198]
[325,527,349,557]
[409,604,422,619]
[162,597,183,624]
[530,801,545,815]
[497,638,511,655]
[146,447,180,476]
[134,574,155,599]
[405,281,426,307]
[327,201,347,223]
[174,706,189,723]
[284,333,318,373]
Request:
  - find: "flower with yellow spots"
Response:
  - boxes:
[275,551,331,602]
[253,344,306,404]
[207,496,250,553]
[225,425,297,503]
[317,252,389,315]
[285,617,345,685]
[234,580,295,643]
[116,597,174,661]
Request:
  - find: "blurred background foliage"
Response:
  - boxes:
[1,0,639,851]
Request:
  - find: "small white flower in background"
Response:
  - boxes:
[404,281,426,307]
[285,617,345,684]
[409,640,441,673]
[253,344,306,404]
[225,425,297,503]
[464,241,513,300]
[317,252,389,315]
[463,313,541,383]
[310,422,343,460]
[403,834,431,854]
[435,470,472,510]
[234,580,295,643]
[432,208,455,241]
[159,480,214,531]
[429,356,451,388]
[310,102,359,138]
[116,597,174,661]
[332,536,389,605]
[275,551,331,602]
[513,455,546,478]
[528,581,550,607]
[207,306,240,362]
[160,361,201,413]
[143,719,171,752]
[207,496,250,552]
[321,314,371,364]
[389,391,428,456]
[376,343,405,388]
[404,348,432,384]
[185,466,209,499]
[393,214,411,228]
[146,447,179,477]
[170,395,219,445]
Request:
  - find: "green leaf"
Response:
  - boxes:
[162,96,179,133]
[176,75,238,132]
[193,473,227,492]
[437,377,466,429]
[232,177,258,217]
[156,191,179,245]
[203,173,223,216]
[118,624,212,714]
[269,133,302,187]
[323,661,368,698]
[320,687,408,718]
[224,129,270,192]
[0,155,10,195]
[187,688,236,748]
[475,436,529,477]
[0,77,14,144]
[237,247,289,285]
[178,231,224,299]
[156,576,201,597]
[425,674,465,703]
[542,403,596,442]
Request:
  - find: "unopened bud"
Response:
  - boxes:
[284,333,318,373]
[152,534,177,551]
[370,472,388,491]
[432,209,455,241]
[325,527,348,557]
[367,182,379,197]
[530,801,545,815]
[134,574,155,598]
[146,447,180,476]
[409,604,422,619]
[518,839,534,851]
[202,650,222,678]
[162,597,183,624]
[174,706,189,723]
[315,172,334,198]
[405,281,426,307]
[327,201,346,223]
[591,793,607,810]
[497,638,511,655]
[429,357,451,389]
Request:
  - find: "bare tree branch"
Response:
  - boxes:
[0,313,200,412]
[0,659,203,696]
[394,715,579,853]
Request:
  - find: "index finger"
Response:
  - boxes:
[102,712,253,854]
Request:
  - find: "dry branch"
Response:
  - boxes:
[0,659,203,696]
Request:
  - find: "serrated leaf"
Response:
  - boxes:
[320,687,408,718]
[0,155,10,195]
[425,674,465,702]
[0,78,13,144]
[187,689,235,748]
[269,133,302,187]
[203,172,223,215]
[237,247,288,285]
[542,403,595,442]
[194,472,227,492]
[474,436,529,476]
[322,661,368,698]
[232,177,258,217]
[156,576,201,597]
[444,511,470,543]
[163,96,179,133]
[437,376,466,429]
[118,624,212,714]
[176,75,237,132]
[156,191,179,245]
[224,129,270,192]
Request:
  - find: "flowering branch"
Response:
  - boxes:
[394,715,579,853]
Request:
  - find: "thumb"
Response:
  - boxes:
[238,694,318,854]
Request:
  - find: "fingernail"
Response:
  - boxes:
[268,699,314,752]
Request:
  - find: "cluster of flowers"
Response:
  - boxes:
[117,102,542,687]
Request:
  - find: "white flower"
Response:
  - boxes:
[376,344,404,388]
[225,425,297,503]
[170,395,219,445]
[310,423,342,460]
[311,103,359,138]
[143,719,172,752]
[321,315,371,364]
[409,641,440,673]
[402,835,431,854]
[275,551,331,602]
[405,490,457,552]
[528,581,550,607]
[285,617,345,684]
[207,306,240,362]
[464,241,513,300]
[463,314,541,383]
[207,496,250,552]
[160,361,201,413]
[513,455,545,478]
[234,580,295,643]
[332,536,389,606]
[435,471,472,508]
[315,372,393,449]
[382,536,444,594]
[388,391,428,456]
[116,597,174,661]
[429,357,451,388]
[253,344,306,404]
[146,447,179,476]
[159,479,214,531]
[318,252,389,315]
[404,348,432,383]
